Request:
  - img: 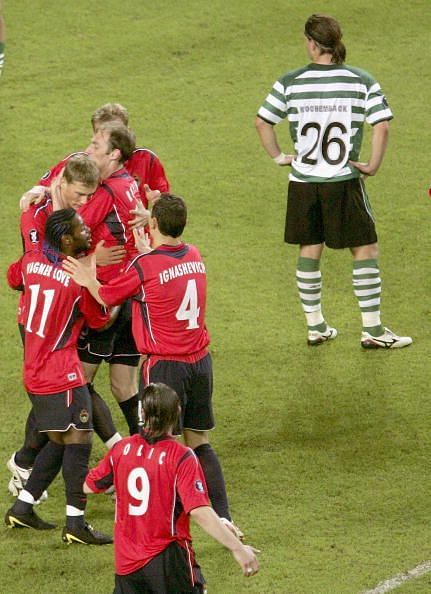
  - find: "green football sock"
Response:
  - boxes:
[352,259,384,336]
[296,256,327,332]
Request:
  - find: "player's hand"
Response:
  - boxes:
[349,160,377,177]
[19,186,45,211]
[232,544,260,577]
[144,184,161,207]
[63,254,97,287]
[133,228,152,254]
[129,199,151,230]
[93,240,126,266]
[277,155,295,167]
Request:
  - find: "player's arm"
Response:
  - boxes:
[7,257,24,291]
[255,116,293,166]
[349,120,390,177]
[63,253,142,306]
[190,506,260,578]
[84,451,114,493]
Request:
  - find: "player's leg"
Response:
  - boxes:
[7,407,49,498]
[343,179,412,348]
[80,353,122,448]
[108,314,141,435]
[285,181,335,345]
[109,363,140,435]
[7,324,49,499]
[5,392,68,530]
[58,386,112,545]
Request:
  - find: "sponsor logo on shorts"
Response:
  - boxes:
[29,229,39,244]
[195,480,205,493]
[80,409,90,423]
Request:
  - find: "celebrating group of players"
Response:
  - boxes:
[5,104,259,593]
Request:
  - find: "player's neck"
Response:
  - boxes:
[152,235,182,249]
[100,162,122,180]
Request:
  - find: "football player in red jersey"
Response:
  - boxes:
[77,121,144,437]
[22,102,169,212]
[65,193,243,538]
[85,383,259,593]
[5,209,113,545]
[7,155,124,502]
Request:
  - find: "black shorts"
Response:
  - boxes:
[78,300,140,366]
[285,178,378,249]
[143,354,214,433]
[113,542,205,594]
[29,385,93,432]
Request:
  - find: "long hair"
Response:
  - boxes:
[305,14,346,64]
[139,383,181,442]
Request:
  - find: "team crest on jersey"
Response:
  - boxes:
[195,480,205,493]
[79,409,90,423]
[29,229,39,244]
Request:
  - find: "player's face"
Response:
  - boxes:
[85,130,114,176]
[70,214,92,253]
[61,180,97,210]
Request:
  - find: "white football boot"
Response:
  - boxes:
[361,327,413,349]
[7,453,48,504]
[307,326,338,346]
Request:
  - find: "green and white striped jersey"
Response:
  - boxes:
[257,63,393,183]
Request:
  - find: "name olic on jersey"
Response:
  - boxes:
[26,261,70,287]
[159,261,206,285]
[121,441,167,465]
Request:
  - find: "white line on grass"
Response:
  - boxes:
[362,561,431,593]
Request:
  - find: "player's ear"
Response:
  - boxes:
[61,233,73,248]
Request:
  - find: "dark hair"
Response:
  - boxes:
[91,102,129,129]
[140,383,181,441]
[152,193,187,238]
[45,208,77,251]
[98,121,136,163]
[63,154,99,187]
[305,14,346,64]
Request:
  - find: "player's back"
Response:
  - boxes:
[109,434,195,573]
[129,243,210,358]
[14,249,88,394]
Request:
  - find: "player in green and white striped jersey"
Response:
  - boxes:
[256,13,412,349]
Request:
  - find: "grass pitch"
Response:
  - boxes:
[1,1,430,593]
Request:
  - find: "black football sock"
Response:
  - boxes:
[88,383,119,443]
[119,393,140,435]
[15,408,49,469]
[194,443,231,520]
[63,443,91,530]
[24,441,65,501]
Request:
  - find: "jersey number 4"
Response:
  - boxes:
[176,279,200,329]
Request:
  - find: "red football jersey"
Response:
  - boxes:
[98,243,210,360]
[78,168,140,283]
[7,249,110,394]
[38,147,170,205]
[124,148,170,207]
[17,193,54,325]
[85,433,209,575]
[20,193,53,252]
